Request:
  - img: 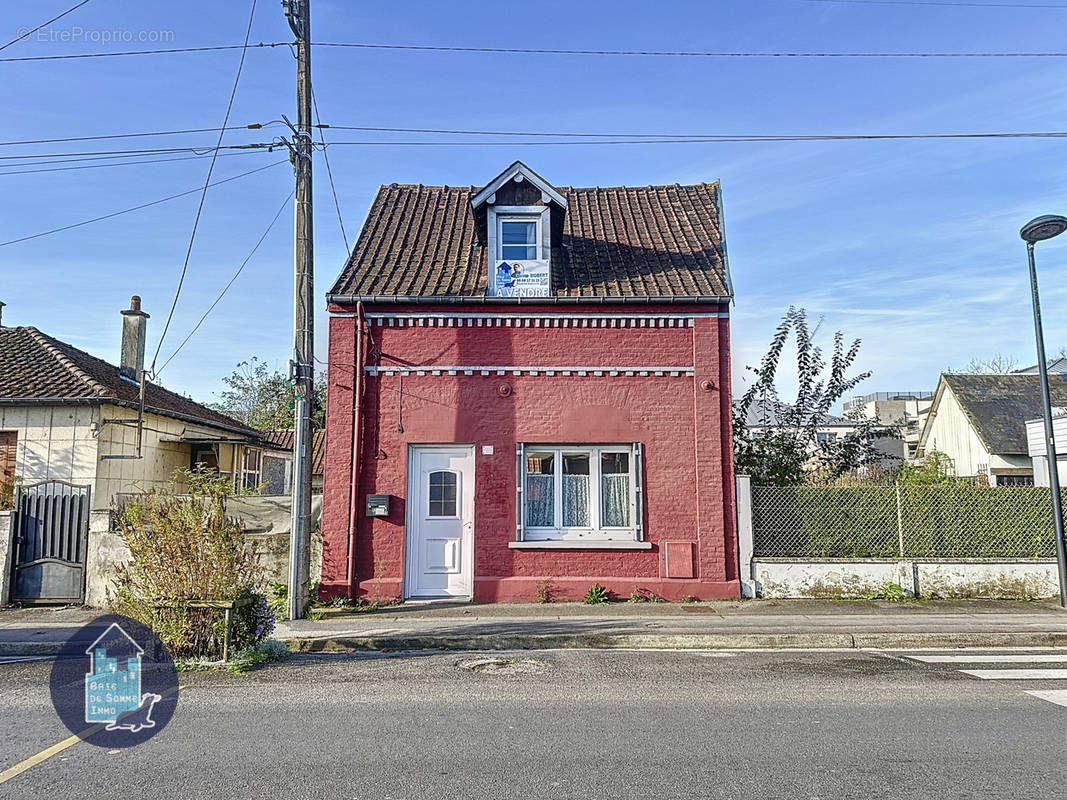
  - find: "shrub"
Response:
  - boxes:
[536,579,553,604]
[583,584,611,604]
[629,587,665,603]
[110,466,273,661]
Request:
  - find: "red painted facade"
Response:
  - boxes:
[321,302,740,602]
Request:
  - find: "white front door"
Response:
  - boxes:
[405,446,475,598]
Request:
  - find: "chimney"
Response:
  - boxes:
[0,300,5,327]
[119,296,150,382]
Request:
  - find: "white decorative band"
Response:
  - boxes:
[364,365,695,378]
[332,312,726,328]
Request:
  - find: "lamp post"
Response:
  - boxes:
[1020,214,1067,608]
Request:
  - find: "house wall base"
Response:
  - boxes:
[474,576,740,603]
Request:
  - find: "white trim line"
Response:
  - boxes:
[508,540,652,550]
[1025,690,1067,707]
[332,311,727,327]
[364,365,694,377]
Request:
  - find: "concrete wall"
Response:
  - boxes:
[753,558,1060,599]
[322,304,739,603]
[0,404,99,490]
[84,496,323,607]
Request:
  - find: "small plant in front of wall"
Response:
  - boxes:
[680,595,699,604]
[629,587,665,604]
[536,579,553,604]
[867,582,910,602]
[583,584,612,604]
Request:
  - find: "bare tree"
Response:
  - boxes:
[965,353,1019,374]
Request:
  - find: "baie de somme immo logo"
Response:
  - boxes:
[50,615,178,748]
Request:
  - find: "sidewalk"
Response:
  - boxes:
[277,598,1067,653]
[3,600,1066,656]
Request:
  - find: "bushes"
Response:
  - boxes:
[110,466,274,661]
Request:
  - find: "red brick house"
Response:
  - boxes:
[321,161,739,602]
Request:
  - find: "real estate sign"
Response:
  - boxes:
[493,260,550,297]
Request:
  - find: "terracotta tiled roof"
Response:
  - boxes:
[0,325,258,436]
[328,182,729,299]
[263,428,325,475]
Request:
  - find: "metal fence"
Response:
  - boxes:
[751,485,1064,559]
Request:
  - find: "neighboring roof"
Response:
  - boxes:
[263,428,325,475]
[1015,357,1067,375]
[936,373,1067,455]
[740,395,857,429]
[0,326,258,437]
[328,181,729,300]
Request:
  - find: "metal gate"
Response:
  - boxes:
[10,480,91,604]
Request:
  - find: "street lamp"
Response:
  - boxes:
[1020,214,1067,608]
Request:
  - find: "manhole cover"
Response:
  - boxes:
[458,657,547,675]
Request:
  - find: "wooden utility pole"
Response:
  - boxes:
[283,0,314,621]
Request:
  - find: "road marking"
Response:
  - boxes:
[0,682,184,786]
[1025,689,1067,708]
[908,654,1067,664]
[959,669,1067,680]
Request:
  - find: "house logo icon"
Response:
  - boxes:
[50,614,178,748]
[84,623,161,732]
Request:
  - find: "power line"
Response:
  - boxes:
[311,90,349,252]
[312,41,1067,58]
[323,125,1067,140]
[317,131,1067,145]
[155,191,294,376]
[0,160,285,247]
[1,0,93,52]
[150,0,259,375]
[0,144,267,161]
[0,41,286,62]
[4,41,1067,62]
[0,149,264,177]
[804,0,1067,7]
[0,124,275,147]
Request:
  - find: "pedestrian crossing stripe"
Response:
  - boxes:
[960,668,1067,680]
[1024,690,1067,708]
[907,654,1067,664]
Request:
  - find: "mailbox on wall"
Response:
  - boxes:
[366,494,391,517]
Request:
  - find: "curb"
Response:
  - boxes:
[0,642,64,657]
[281,630,1067,653]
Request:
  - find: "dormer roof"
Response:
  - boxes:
[470,160,567,209]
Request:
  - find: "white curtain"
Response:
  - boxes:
[562,474,590,527]
[525,474,554,527]
[601,474,630,527]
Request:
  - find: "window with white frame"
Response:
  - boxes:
[519,444,642,541]
[498,217,539,261]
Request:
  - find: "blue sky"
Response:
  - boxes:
[3,0,1066,409]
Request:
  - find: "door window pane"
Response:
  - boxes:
[525,452,554,527]
[600,452,630,527]
[500,220,538,260]
[428,471,458,517]
[562,454,590,527]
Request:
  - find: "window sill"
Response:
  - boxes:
[509,540,652,550]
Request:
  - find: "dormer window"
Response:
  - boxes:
[470,161,567,298]
[499,217,539,261]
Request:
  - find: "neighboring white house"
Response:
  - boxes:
[843,390,932,460]
[0,297,275,510]
[1025,412,1067,488]
[916,373,1067,485]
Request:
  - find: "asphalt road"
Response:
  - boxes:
[1,648,1066,800]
